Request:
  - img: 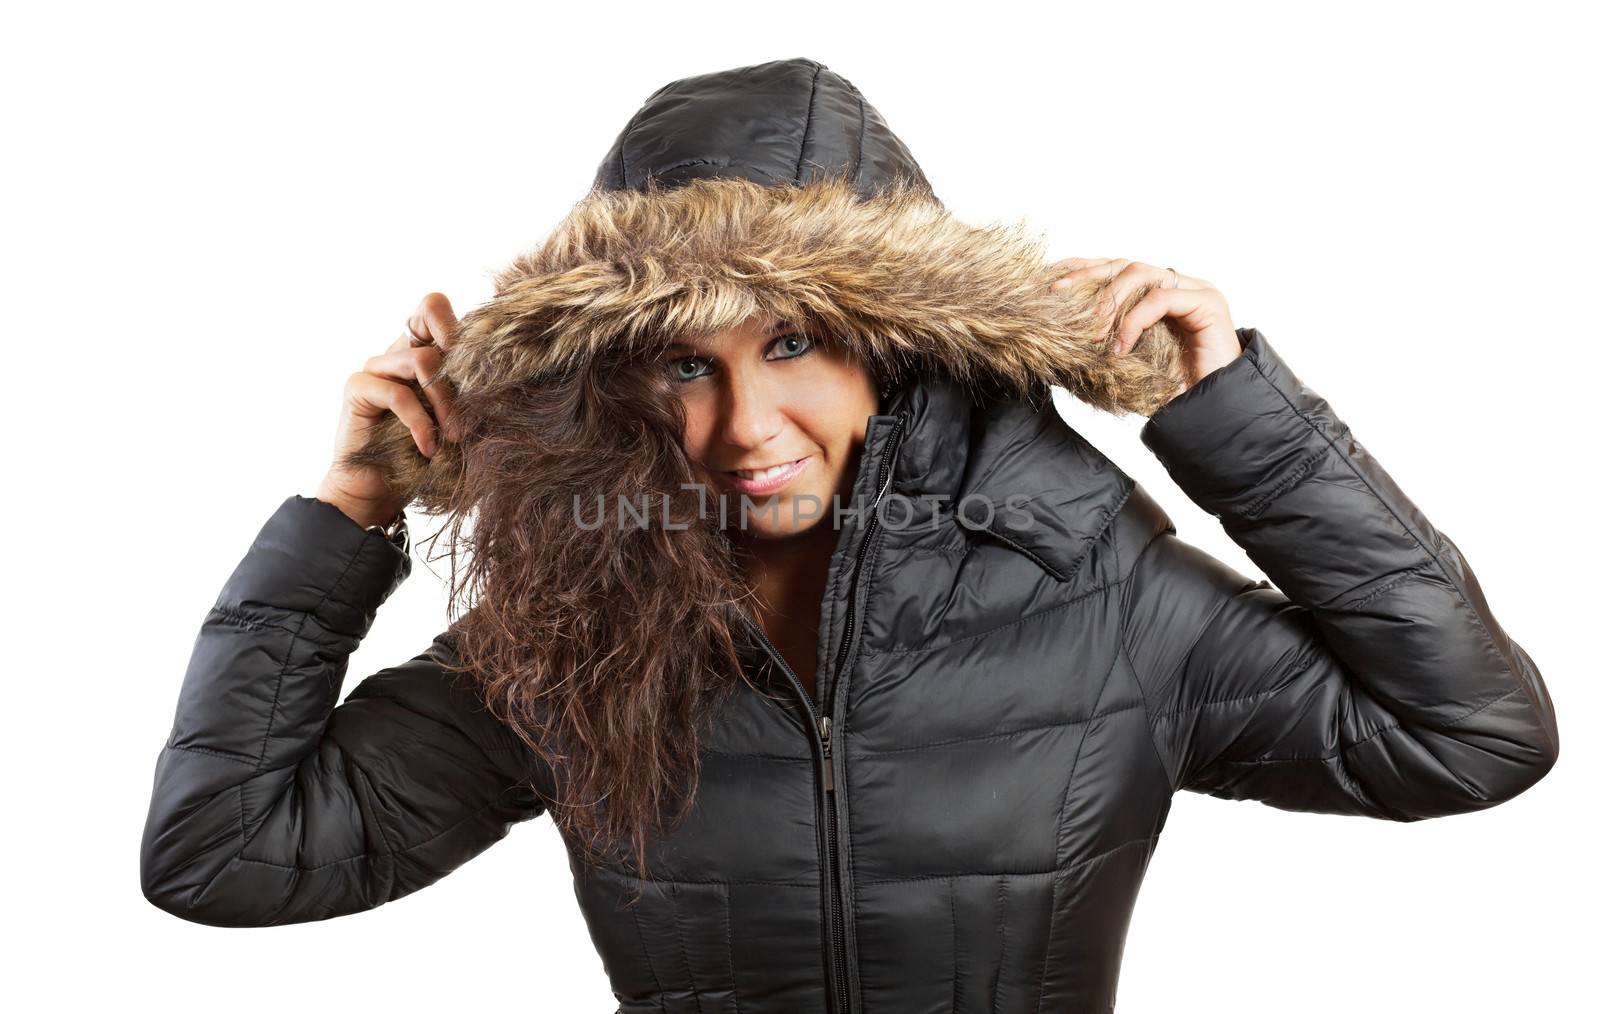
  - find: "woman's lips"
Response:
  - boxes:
[722,456,810,495]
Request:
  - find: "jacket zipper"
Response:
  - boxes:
[820,713,844,1013]
[743,621,848,1012]
[745,411,906,1014]
[820,411,906,1014]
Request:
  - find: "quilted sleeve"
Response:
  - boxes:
[140,495,549,927]
[1118,328,1558,821]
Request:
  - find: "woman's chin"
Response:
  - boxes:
[722,489,840,540]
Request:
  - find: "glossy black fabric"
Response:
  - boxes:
[141,57,1559,1013]
[591,57,933,198]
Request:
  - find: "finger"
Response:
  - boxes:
[1098,261,1181,319]
[1158,269,1208,291]
[364,345,460,442]
[1055,256,1115,274]
[1054,260,1209,296]
[387,328,427,354]
[409,292,460,351]
[1111,285,1212,355]
[346,371,441,456]
[1050,258,1130,293]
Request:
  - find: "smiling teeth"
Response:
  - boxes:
[734,459,799,480]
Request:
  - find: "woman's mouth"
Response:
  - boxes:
[722,456,811,495]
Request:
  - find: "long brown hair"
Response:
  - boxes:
[432,350,757,889]
[336,171,1190,897]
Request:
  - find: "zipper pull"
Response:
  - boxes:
[819,716,835,793]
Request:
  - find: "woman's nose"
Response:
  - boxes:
[717,372,785,450]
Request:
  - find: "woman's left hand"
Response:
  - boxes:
[1050,258,1242,401]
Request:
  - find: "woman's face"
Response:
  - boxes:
[670,314,879,540]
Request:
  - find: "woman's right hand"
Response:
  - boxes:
[314,293,462,530]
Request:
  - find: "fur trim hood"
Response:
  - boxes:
[324,54,1202,892]
[348,57,1189,513]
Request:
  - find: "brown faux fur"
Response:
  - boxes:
[347,170,1187,509]
[336,169,1189,891]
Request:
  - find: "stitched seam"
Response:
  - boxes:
[1225,681,1524,767]
[584,856,1156,887]
[960,408,1086,513]
[1149,652,1318,721]
[630,889,666,1012]
[866,870,1058,882]
[1345,566,1430,611]
[234,779,511,873]
[193,784,247,907]
[1439,684,1523,728]
[702,749,810,762]
[615,103,646,189]
[1329,749,1382,812]
[857,702,1145,757]
[1241,345,1523,724]
[209,604,290,635]
[979,525,1069,581]
[723,882,742,1014]
[851,79,866,182]
[901,542,973,555]
[162,743,257,769]
[650,158,721,177]
[994,874,1009,1009]
[1213,720,1403,765]
[1241,444,1332,520]
[320,728,466,772]
[949,877,961,1011]
[1035,618,1122,1014]
[1115,524,1172,796]
[1063,483,1136,586]
[793,61,824,183]
[186,770,502,914]
[254,536,372,772]
[1060,834,1156,876]
[668,882,704,1014]
[860,575,1125,659]
[855,836,1159,885]
[344,683,531,764]
[582,868,817,888]
[977,482,1135,587]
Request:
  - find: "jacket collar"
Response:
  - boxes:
[882,372,1136,586]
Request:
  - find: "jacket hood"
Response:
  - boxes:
[345,57,1196,600]
[351,57,1191,510]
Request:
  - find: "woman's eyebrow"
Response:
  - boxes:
[666,324,795,353]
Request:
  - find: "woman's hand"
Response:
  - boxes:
[1050,258,1242,403]
[313,292,462,530]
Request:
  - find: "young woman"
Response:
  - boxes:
[140,58,1559,1013]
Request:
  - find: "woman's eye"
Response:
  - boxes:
[769,333,815,360]
[670,334,812,383]
[671,356,711,383]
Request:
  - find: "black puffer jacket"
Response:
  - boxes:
[141,58,1560,1013]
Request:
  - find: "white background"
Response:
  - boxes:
[6,2,1593,1011]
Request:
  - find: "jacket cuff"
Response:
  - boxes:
[1138,328,1338,522]
[214,494,412,640]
